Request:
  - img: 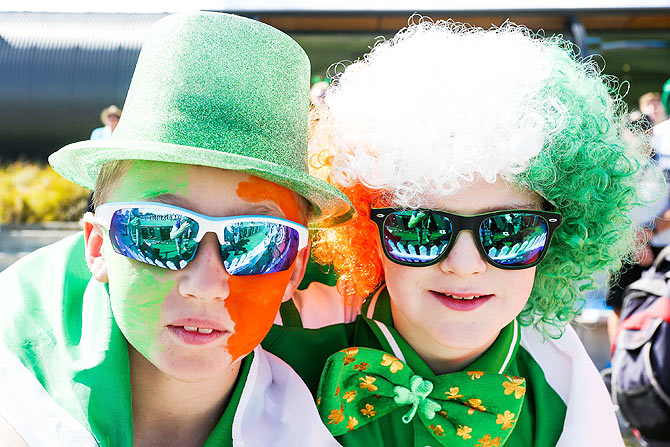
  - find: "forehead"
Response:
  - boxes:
[108,161,300,219]
[413,177,542,214]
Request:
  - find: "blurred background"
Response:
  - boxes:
[1,1,669,160]
[0,3,669,444]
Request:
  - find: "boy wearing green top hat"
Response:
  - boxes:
[0,12,350,447]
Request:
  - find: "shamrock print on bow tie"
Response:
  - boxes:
[316,347,526,447]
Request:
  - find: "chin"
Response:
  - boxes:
[157,349,234,382]
[431,323,499,352]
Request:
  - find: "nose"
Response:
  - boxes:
[178,232,230,301]
[439,230,487,276]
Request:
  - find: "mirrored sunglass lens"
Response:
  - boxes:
[382,211,452,264]
[480,213,548,266]
[109,208,199,270]
[221,222,300,276]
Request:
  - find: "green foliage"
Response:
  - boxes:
[0,162,89,223]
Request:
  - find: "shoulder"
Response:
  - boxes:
[518,324,624,446]
[0,233,95,427]
[0,345,98,447]
[518,324,597,402]
[232,347,340,447]
[89,127,107,140]
[262,321,359,396]
[518,325,577,399]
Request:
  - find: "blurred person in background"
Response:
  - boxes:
[639,91,668,127]
[87,105,123,210]
[606,111,658,337]
[606,84,670,447]
[607,83,670,341]
[309,78,329,108]
[651,79,670,173]
[90,105,121,140]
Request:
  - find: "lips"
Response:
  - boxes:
[429,290,493,311]
[167,318,229,345]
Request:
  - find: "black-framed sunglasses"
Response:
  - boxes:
[370,208,562,270]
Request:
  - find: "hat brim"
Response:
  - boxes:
[49,139,354,228]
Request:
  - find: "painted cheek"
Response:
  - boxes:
[236,177,302,222]
[225,265,294,361]
[105,238,176,359]
[229,177,302,360]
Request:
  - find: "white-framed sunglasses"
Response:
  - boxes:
[95,201,308,275]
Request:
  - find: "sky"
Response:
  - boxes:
[3,0,669,13]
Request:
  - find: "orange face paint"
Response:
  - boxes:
[224,176,304,361]
[226,266,294,361]
[236,176,302,222]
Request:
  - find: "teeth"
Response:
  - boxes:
[181,326,214,334]
[447,295,478,300]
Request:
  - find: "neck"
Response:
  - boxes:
[129,345,241,447]
[390,304,498,375]
[410,334,497,375]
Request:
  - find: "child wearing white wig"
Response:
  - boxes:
[264,18,650,446]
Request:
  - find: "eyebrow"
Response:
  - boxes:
[146,193,285,217]
[145,193,195,209]
[229,203,285,217]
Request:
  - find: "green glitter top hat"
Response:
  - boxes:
[49,12,353,226]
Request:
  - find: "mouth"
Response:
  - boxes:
[167,320,229,346]
[429,291,493,311]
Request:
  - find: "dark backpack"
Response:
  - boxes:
[611,246,670,444]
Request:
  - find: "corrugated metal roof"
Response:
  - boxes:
[0,12,164,49]
[0,12,166,158]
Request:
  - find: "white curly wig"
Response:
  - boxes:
[324,18,565,208]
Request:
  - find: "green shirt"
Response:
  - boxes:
[263,289,568,446]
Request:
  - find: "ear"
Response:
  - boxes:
[282,244,311,303]
[82,212,109,283]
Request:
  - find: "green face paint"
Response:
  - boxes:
[108,161,189,202]
[103,161,188,359]
[104,236,175,359]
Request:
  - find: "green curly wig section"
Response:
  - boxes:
[514,38,649,337]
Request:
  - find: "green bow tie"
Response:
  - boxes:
[317,347,526,447]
